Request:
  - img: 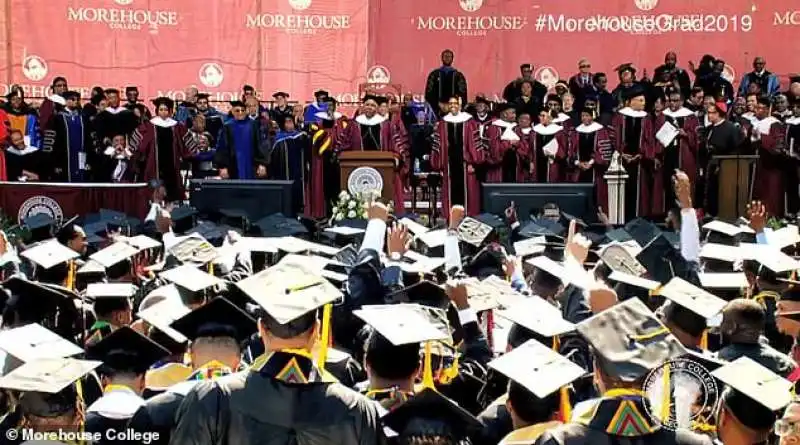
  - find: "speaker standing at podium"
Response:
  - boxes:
[704,102,744,216]
[336,95,410,208]
[751,96,787,216]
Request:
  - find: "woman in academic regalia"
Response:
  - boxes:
[430,96,485,216]
[568,107,613,211]
[308,97,347,218]
[528,109,567,183]
[130,97,196,202]
[486,103,530,183]
[651,88,700,212]
[267,117,311,215]
[751,96,788,216]
[611,84,656,219]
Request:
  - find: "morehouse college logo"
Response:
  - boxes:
[459,0,483,12]
[288,0,312,11]
[642,358,718,430]
[534,66,560,90]
[348,167,384,196]
[67,0,179,34]
[634,0,659,11]
[17,196,64,225]
[366,66,391,84]
[199,63,224,88]
[22,55,48,82]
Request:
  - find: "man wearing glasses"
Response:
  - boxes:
[568,59,594,110]
[38,76,69,130]
[703,102,743,215]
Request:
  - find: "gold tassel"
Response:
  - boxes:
[700,330,708,350]
[66,260,76,290]
[317,303,333,371]
[660,363,671,422]
[552,336,572,421]
[75,377,85,440]
[208,262,214,276]
[422,342,435,389]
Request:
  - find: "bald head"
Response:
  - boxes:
[721,298,765,342]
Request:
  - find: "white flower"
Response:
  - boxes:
[339,191,350,200]
[335,213,344,222]
[347,210,357,219]
[348,201,356,209]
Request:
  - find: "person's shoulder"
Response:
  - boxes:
[673,428,715,445]
[324,381,382,415]
[533,422,590,444]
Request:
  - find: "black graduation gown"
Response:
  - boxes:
[425,67,468,113]
[267,131,310,214]
[169,351,383,445]
[93,107,139,141]
[4,147,43,180]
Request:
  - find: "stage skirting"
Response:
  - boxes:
[0,182,150,223]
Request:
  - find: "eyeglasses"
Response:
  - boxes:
[580,64,591,69]
[774,418,800,437]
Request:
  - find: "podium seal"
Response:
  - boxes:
[348,167,383,196]
[17,196,64,224]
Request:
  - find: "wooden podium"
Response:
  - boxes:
[339,151,398,202]
[713,154,759,219]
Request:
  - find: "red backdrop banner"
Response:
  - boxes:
[369,0,799,100]
[0,0,797,102]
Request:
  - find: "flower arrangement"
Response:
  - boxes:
[330,190,380,223]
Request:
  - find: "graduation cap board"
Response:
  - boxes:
[399,217,429,236]
[380,388,483,439]
[656,277,727,320]
[416,229,449,249]
[170,297,257,343]
[353,304,451,345]
[167,234,218,264]
[235,262,343,325]
[480,275,526,308]
[711,356,793,412]
[89,241,138,268]
[20,239,80,269]
[458,277,503,312]
[698,273,749,290]
[699,243,743,263]
[577,298,687,382]
[747,244,800,273]
[137,297,191,344]
[0,324,84,362]
[600,244,648,277]
[513,237,547,258]
[77,260,106,275]
[85,327,170,373]
[488,339,587,398]
[277,254,331,274]
[85,282,138,300]
[772,225,800,250]
[255,214,308,238]
[324,226,365,236]
[496,296,576,337]
[123,234,162,251]
[607,271,661,291]
[159,264,224,293]
[702,220,754,237]
[0,358,102,394]
[238,237,279,254]
[526,255,594,290]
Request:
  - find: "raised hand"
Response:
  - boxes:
[565,219,591,265]
[387,222,411,256]
[746,200,767,233]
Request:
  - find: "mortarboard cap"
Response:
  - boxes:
[86,327,169,374]
[496,296,575,338]
[656,277,727,319]
[615,63,637,75]
[604,228,634,243]
[699,243,742,263]
[62,91,80,101]
[698,272,748,289]
[196,93,210,100]
[22,213,56,232]
[188,222,226,246]
[577,298,687,382]
[751,245,800,273]
[255,213,308,237]
[85,282,138,301]
[0,357,101,394]
[636,234,688,284]
[20,239,79,270]
[702,220,754,237]
[77,260,106,276]
[1,277,78,327]
[159,264,223,293]
[229,100,246,108]
[381,388,482,440]
[624,218,662,247]
[607,271,661,291]
[167,234,217,265]
[623,84,647,101]
[272,91,289,99]
[682,349,728,375]
[560,211,587,229]
[314,90,329,98]
[488,339,587,398]
[458,214,500,247]
[600,244,647,277]
[238,236,279,254]
[0,324,84,362]
[512,237,546,258]
[136,296,190,345]
[89,241,138,268]
[362,94,380,104]
[493,102,516,115]
[151,96,175,111]
[415,228,449,249]
[374,96,389,106]
[170,297,257,344]
[518,222,558,240]
[125,86,138,93]
[124,234,162,251]
[353,304,450,345]
[236,262,343,325]
[715,355,794,410]
[525,256,568,284]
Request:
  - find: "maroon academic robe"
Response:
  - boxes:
[486,121,531,183]
[652,109,700,214]
[752,117,787,216]
[528,124,567,183]
[611,108,656,218]
[129,118,196,201]
[553,113,574,132]
[336,114,410,209]
[430,113,484,216]
[38,95,65,132]
[567,123,613,212]
[308,115,348,219]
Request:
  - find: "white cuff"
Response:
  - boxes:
[510,221,520,230]
[444,234,461,271]
[360,219,387,254]
[574,160,580,166]
[680,208,701,262]
[458,307,478,325]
